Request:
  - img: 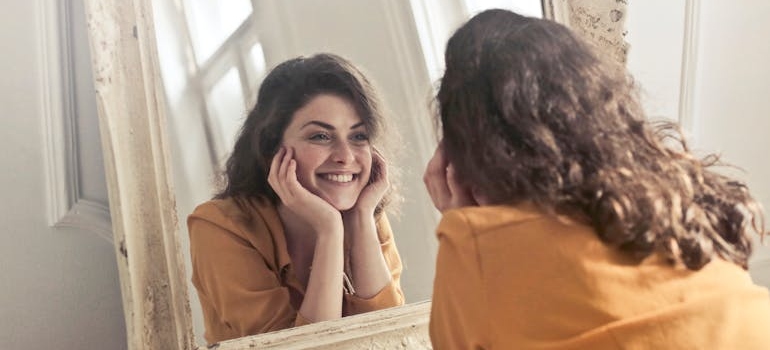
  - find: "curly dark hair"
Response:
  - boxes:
[215,53,397,215]
[437,9,765,270]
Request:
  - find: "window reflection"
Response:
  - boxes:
[153,3,269,343]
[463,0,543,17]
[184,0,253,63]
[249,42,267,78]
[206,68,246,164]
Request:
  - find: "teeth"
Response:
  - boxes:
[324,174,354,183]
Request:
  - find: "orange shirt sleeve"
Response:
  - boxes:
[429,210,490,349]
[344,214,406,314]
[188,204,301,344]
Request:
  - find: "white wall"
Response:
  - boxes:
[626,0,686,122]
[0,0,126,349]
[691,2,770,286]
[626,1,770,287]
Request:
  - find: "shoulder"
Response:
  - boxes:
[188,198,241,230]
[191,196,276,220]
[437,204,601,259]
[188,196,280,240]
[188,197,287,271]
[436,204,546,239]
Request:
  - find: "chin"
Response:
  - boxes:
[313,184,365,211]
[328,200,356,211]
[320,194,359,212]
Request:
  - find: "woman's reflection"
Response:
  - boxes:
[187,53,405,345]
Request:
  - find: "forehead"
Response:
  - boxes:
[288,94,363,130]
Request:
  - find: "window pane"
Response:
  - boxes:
[152,0,188,106]
[206,68,246,163]
[249,42,267,77]
[463,0,543,18]
[183,0,252,63]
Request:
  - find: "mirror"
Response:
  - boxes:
[82,0,629,348]
[152,4,442,345]
[151,0,545,346]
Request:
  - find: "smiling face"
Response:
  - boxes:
[281,94,372,211]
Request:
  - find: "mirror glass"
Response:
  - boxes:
[150,0,542,344]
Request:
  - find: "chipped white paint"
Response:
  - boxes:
[82,0,193,349]
[218,302,432,350]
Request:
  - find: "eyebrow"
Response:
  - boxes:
[300,120,365,130]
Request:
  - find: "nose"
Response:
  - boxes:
[331,140,355,164]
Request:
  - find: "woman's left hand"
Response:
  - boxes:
[348,149,390,216]
[342,149,393,298]
[423,143,478,212]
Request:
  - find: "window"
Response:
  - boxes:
[153,0,266,167]
[463,0,542,17]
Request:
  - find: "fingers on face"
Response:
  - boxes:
[424,144,477,210]
[282,148,305,197]
[424,146,448,187]
[269,147,300,198]
[446,164,472,204]
[423,147,450,210]
[370,149,389,185]
[471,186,489,206]
[446,164,468,194]
[279,147,293,180]
[423,149,438,184]
[268,147,285,188]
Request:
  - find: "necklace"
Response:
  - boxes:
[342,271,356,295]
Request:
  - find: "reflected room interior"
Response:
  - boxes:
[150,0,543,344]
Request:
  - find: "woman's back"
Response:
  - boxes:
[425,8,770,349]
[430,205,770,349]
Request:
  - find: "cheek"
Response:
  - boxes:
[358,149,374,181]
[291,146,326,181]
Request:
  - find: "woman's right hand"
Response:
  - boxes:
[269,147,345,323]
[423,142,479,212]
[268,147,342,228]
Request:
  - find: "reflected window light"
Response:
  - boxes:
[183,0,252,64]
[152,0,189,106]
[463,0,543,18]
[249,42,267,77]
[206,68,246,164]
[411,0,543,86]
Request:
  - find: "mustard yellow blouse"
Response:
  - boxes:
[188,197,404,345]
[430,205,770,349]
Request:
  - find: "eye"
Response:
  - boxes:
[351,132,370,144]
[309,133,332,142]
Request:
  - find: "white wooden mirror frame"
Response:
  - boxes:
[82,0,627,348]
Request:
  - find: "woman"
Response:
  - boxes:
[188,53,404,345]
[424,9,770,349]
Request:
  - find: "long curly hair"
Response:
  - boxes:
[215,53,397,215]
[437,9,765,270]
